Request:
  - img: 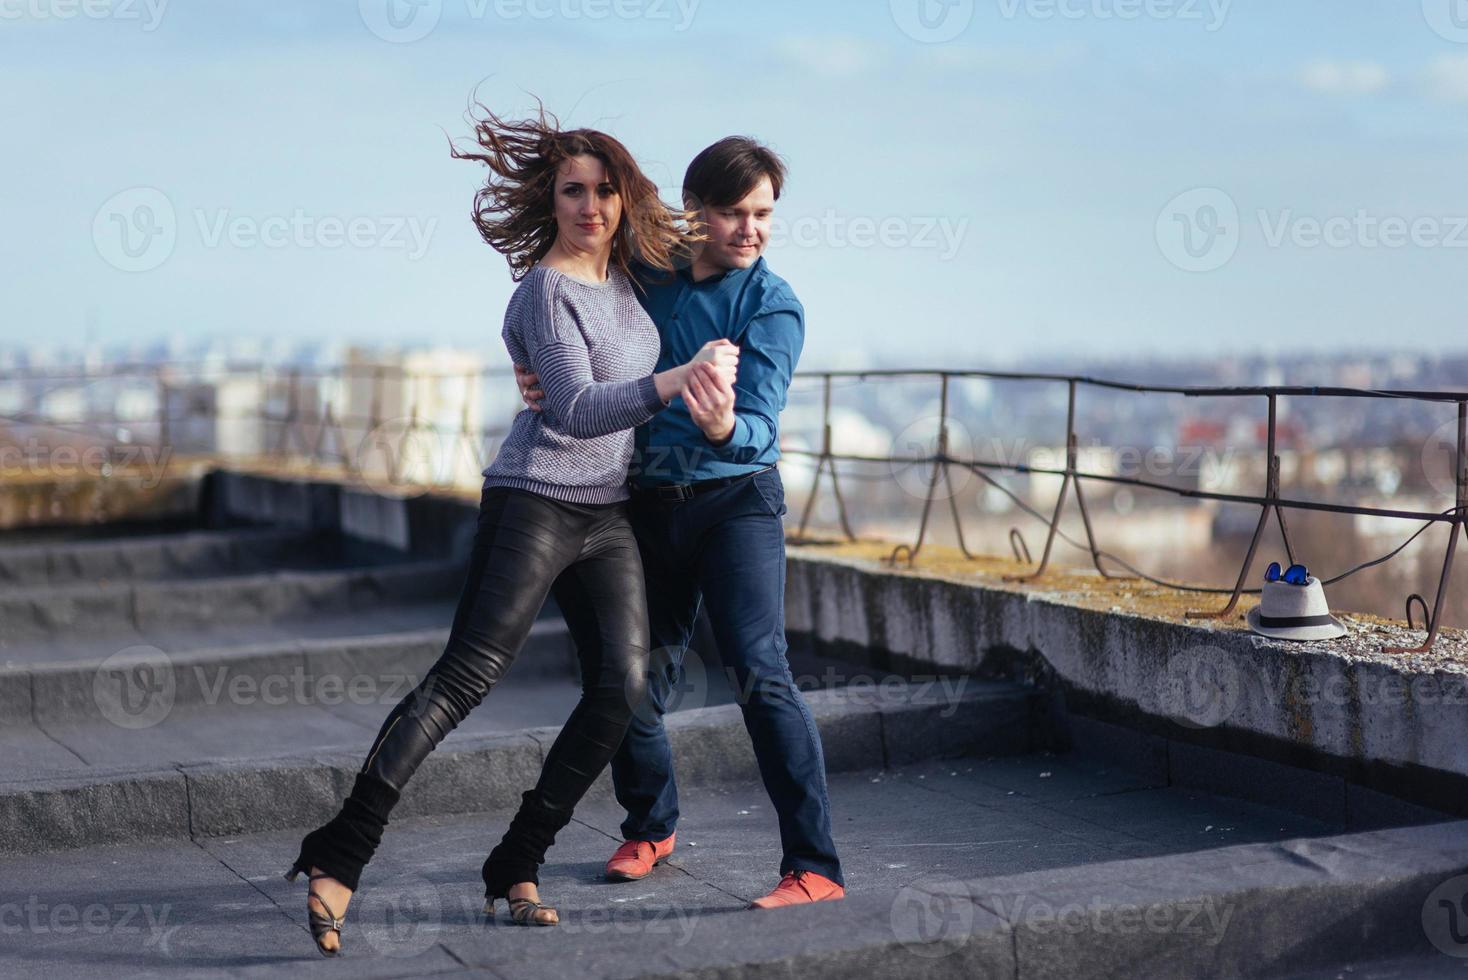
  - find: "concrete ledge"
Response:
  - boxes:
[787,551,1468,821]
[206,471,341,531]
[0,462,210,533]
[207,469,481,560]
[0,681,1031,854]
[338,488,412,551]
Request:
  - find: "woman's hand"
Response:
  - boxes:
[514,364,544,413]
[688,339,739,387]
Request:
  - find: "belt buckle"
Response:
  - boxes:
[655,483,693,503]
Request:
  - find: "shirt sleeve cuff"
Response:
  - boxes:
[711,415,748,454]
[638,373,666,414]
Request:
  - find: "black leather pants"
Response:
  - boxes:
[290,485,650,894]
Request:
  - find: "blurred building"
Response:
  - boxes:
[341,347,485,491]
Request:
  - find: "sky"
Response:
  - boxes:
[2,0,1467,370]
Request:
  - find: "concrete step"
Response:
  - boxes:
[0,526,399,587]
[0,516,201,547]
[1,615,578,728]
[0,559,466,647]
[0,680,1034,854]
[0,757,1455,978]
[1272,955,1468,979]
[0,621,584,780]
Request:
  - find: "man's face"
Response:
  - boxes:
[694,176,775,273]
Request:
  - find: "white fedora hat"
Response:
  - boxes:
[1247,576,1347,641]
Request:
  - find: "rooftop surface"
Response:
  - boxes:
[1,473,1464,978]
[2,757,1345,978]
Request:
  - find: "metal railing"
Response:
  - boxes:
[788,370,1467,656]
[3,362,1465,655]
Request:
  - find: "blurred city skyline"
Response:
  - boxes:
[4,1,1468,368]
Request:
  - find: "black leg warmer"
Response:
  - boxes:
[288,771,402,892]
[481,789,575,897]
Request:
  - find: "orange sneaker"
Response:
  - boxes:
[749,870,845,909]
[604,833,676,881]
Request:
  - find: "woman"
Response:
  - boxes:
[285,105,738,955]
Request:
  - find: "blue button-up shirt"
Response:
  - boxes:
[629,257,805,487]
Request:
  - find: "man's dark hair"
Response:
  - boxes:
[682,136,787,210]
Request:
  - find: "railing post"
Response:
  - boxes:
[1006,378,1077,582]
[889,373,949,565]
[1385,399,1467,655]
[1187,392,1277,621]
[155,366,169,461]
[797,374,855,542]
[795,374,831,540]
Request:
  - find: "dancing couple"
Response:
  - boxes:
[286,105,844,956]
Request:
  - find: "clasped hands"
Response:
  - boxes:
[514,339,740,444]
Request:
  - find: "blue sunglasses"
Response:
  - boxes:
[1265,562,1309,585]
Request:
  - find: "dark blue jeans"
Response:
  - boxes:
[608,467,844,886]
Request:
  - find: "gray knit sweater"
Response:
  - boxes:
[482,264,667,504]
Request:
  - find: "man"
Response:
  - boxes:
[515,136,845,908]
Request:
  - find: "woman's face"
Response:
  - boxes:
[552,154,621,257]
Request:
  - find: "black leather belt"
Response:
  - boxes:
[632,465,776,503]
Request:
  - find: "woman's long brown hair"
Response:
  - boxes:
[450,100,691,283]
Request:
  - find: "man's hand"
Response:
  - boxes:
[682,361,736,445]
[514,363,544,413]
